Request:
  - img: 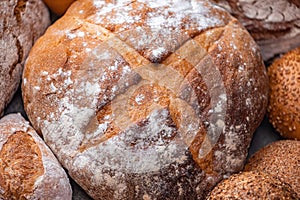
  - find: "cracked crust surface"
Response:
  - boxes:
[0,0,50,116]
[22,0,269,199]
[0,114,72,200]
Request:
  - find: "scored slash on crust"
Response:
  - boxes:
[22,0,269,198]
[74,26,228,174]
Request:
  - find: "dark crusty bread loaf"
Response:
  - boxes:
[0,0,50,116]
[22,0,269,199]
[0,113,72,199]
[207,171,298,199]
[245,140,300,197]
[211,0,300,61]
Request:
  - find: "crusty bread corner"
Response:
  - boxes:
[22,0,269,199]
[211,0,300,60]
[0,0,50,116]
[0,113,72,199]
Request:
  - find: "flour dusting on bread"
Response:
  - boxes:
[22,0,269,199]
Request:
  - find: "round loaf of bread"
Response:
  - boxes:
[267,47,300,140]
[22,0,269,199]
[0,114,72,199]
[207,171,298,199]
[244,140,300,197]
[0,0,50,116]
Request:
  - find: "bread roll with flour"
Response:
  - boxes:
[22,0,269,199]
[0,114,72,199]
[0,0,50,116]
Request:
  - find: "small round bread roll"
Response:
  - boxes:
[244,140,300,197]
[207,171,298,199]
[0,114,72,199]
[22,0,269,199]
[43,0,76,15]
[267,47,300,140]
[0,0,50,116]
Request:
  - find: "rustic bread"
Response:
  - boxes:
[0,113,72,199]
[207,171,298,199]
[245,140,300,197]
[267,47,300,140]
[0,0,50,116]
[212,0,300,61]
[22,0,269,199]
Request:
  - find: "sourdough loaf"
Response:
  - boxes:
[0,0,50,116]
[0,113,72,199]
[22,0,269,199]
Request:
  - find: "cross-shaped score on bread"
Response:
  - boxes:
[77,26,227,174]
[22,1,269,198]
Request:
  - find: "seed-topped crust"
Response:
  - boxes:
[207,171,298,199]
[245,140,300,197]
[267,47,300,140]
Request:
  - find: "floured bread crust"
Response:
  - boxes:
[22,0,269,199]
[211,0,300,60]
[0,0,50,116]
[0,114,72,199]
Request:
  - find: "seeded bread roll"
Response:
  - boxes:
[267,47,300,140]
[0,113,72,199]
[207,171,298,199]
[22,0,269,199]
[244,140,300,197]
[0,0,50,116]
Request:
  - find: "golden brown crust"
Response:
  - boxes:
[0,131,44,199]
[244,140,300,197]
[22,0,269,199]
[207,171,298,199]
[0,114,72,199]
[267,47,300,140]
